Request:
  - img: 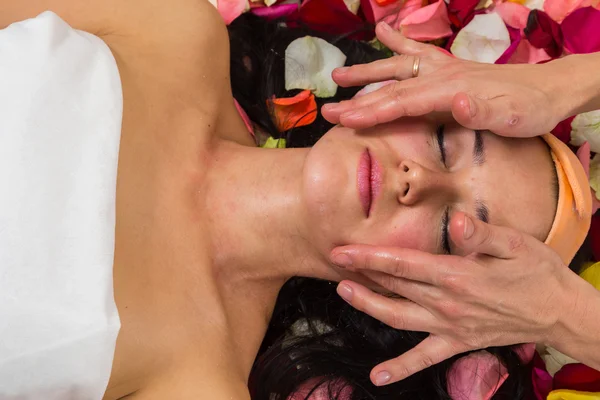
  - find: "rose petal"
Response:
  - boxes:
[524,10,564,58]
[495,1,531,30]
[532,352,554,400]
[234,99,254,136]
[343,0,361,14]
[250,2,299,19]
[554,363,600,392]
[544,0,585,22]
[448,0,480,28]
[588,154,600,212]
[289,0,370,39]
[524,0,545,10]
[580,261,600,290]
[218,0,250,24]
[540,345,580,377]
[570,110,600,153]
[451,12,511,63]
[547,389,600,400]
[552,116,576,144]
[267,90,317,132]
[562,7,600,54]
[447,351,509,400]
[285,36,347,98]
[399,0,453,41]
[506,38,552,64]
[262,136,287,148]
[495,26,522,64]
[288,378,353,400]
[361,0,421,29]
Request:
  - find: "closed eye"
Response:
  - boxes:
[436,124,447,167]
[436,124,451,254]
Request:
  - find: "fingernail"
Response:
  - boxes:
[335,67,349,74]
[468,96,477,118]
[341,111,362,120]
[332,253,352,268]
[379,21,391,32]
[463,214,475,240]
[322,103,340,112]
[375,371,392,386]
[337,284,354,302]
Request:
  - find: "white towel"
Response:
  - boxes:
[0,11,122,400]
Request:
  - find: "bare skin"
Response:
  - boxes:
[0,2,558,399]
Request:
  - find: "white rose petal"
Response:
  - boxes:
[450,12,511,64]
[570,110,600,153]
[285,36,347,98]
[589,154,600,200]
[343,0,361,14]
[264,0,277,6]
[524,0,545,10]
[209,0,218,8]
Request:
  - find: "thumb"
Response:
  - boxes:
[449,212,528,259]
[376,22,430,56]
[452,93,537,138]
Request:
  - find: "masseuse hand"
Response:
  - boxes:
[322,22,571,137]
[330,212,581,386]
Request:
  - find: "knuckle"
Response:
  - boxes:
[363,253,377,270]
[416,352,436,371]
[508,233,527,254]
[392,256,408,278]
[390,310,407,329]
[439,300,462,320]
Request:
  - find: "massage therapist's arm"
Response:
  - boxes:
[322,21,600,137]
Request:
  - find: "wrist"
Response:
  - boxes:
[546,272,600,366]
[546,53,600,119]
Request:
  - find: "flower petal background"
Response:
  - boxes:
[399,0,453,41]
[524,9,564,58]
[570,110,600,153]
[288,0,371,39]
[251,2,299,20]
[218,0,251,24]
[267,90,317,132]
[451,12,511,63]
[562,6,600,54]
[496,1,530,30]
[285,36,347,98]
[544,0,584,22]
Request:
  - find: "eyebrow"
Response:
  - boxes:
[473,131,489,223]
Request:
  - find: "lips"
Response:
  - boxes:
[357,149,382,217]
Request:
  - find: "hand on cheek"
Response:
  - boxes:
[330,213,578,386]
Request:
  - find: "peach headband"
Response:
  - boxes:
[542,133,592,265]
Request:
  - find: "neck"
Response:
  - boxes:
[202,138,331,374]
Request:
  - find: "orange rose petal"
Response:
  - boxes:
[268,90,317,132]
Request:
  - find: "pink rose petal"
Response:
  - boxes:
[218,0,250,24]
[562,6,600,54]
[507,38,552,64]
[362,0,421,29]
[250,2,299,20]
[234,99,255,137]
[447,351,509,400]
[496,26,522,64]
[532,353,554,400]
[399,0,453,41]
[495,1,530,30]
[544,0,585,22]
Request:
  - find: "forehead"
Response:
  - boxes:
[477,132,557,242]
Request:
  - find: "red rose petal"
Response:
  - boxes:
[590,215,600,261]
[496,26,522,64]
[551,116,576,144]
[554,363,600,392]
[562,6,600,54]
[524,10,564,58]
[288,0,372,40]
[447,0,479,28]
[267,90,318,132]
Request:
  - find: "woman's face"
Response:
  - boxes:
[302,118,557,257]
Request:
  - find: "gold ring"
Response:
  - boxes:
[412,56,420,78]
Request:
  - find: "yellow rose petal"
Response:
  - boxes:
[580,262,600,291]
[548,390,600,400]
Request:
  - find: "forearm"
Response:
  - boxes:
[547,274,600,370]
[547,52,600,119]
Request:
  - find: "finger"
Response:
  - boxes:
[322,86,394,124]
[376,21,432,56]
[337,280,435,331]
[332,55,418,88]
[331,245,453,285]
[449,212,529,259]
[338,85,452,129]
[359,270,443,308]
[370,335,461,385]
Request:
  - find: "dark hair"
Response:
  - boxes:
[228,14,586,400]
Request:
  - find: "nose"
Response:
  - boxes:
[398,160,455,205]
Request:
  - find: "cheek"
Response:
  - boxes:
[366,210,436,251]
